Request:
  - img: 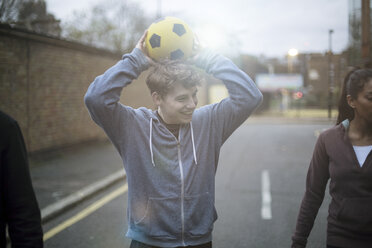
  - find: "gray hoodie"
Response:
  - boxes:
[84,48,262,247]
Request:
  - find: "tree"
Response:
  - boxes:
[0,0,61,36]
[62,0,152,54]
[0,0,20,24]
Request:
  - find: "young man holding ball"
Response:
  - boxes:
[85,31,262,248]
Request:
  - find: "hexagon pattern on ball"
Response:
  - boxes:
[149,34,161,48]
[170,49,184,60]
[172,24,186,36]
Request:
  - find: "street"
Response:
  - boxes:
[42,121,332,248]
[0,0,361,247]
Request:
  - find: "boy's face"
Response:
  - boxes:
[153,83,198,124]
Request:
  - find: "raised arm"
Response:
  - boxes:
[193,49,263,142]
[84,32,151,141]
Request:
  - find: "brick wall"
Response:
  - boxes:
[0,26,207,154]
[304,53,348,107]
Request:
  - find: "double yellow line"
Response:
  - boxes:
[43,184,128,241]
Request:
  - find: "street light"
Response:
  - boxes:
[288,48,299,57]
[328,29,334,119]
[287,48,298,73]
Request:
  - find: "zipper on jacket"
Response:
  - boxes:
[177,140,186,246]
[159,123,186,245]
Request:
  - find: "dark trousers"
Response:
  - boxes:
[130,240,212,248]
[327,245,342,248]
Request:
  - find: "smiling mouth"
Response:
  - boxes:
[182,112,194,116]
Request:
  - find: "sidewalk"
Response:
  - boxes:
[247,109,337,124]
[29,140,125,223]
[246,115,336,125]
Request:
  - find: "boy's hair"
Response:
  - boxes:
[146,60,202,97]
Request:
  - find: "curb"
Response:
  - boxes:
[40,169,126,223]
[246,116,336,125]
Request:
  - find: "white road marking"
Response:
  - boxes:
[261,170,272,220]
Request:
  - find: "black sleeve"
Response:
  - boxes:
[1,113,43,247]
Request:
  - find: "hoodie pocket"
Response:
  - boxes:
[134,197,181,240]
[337,197,372,233]
[184,192,217,238]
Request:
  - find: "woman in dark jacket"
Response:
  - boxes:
[291,69,372,248]
[0,110,43,247]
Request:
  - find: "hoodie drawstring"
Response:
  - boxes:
[190,122,198,165]
[149,118,198,167]
[149,118,155,167]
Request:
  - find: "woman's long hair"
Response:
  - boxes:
[336,68,372,124]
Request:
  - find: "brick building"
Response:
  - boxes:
[297,52,348,107]
[0,25,208,154]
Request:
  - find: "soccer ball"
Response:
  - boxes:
[145,17,194,60]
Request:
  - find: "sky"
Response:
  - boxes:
[46,0,349,58]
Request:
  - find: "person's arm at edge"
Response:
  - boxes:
[4,117,43,247]
[291,133,330,248]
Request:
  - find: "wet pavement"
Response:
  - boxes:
[29,140,124,216]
